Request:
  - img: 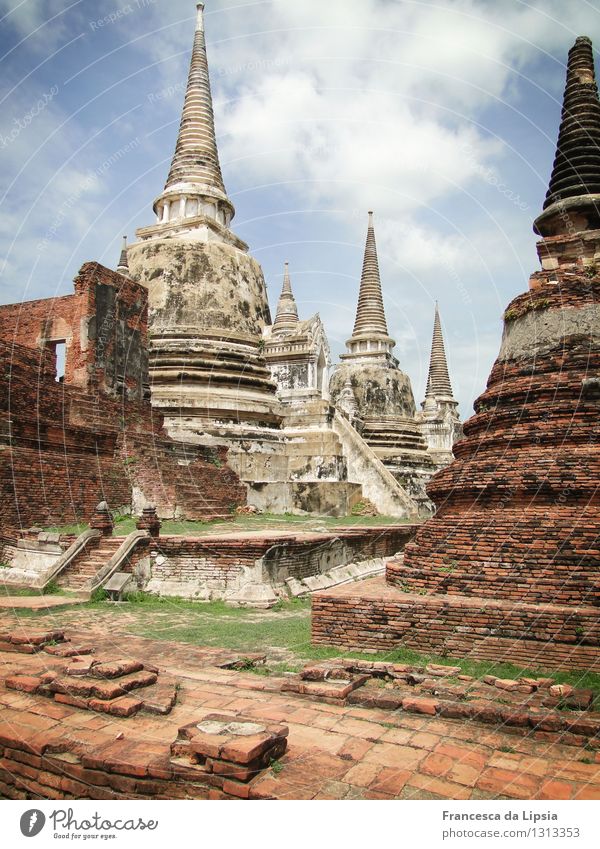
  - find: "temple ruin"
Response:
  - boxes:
[0,4,599,806]
[330,212,446,510]
[124,4,458,518]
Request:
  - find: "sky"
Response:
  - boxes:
[0,0,599,418]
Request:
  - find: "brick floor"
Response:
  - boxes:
[0,621,599,800]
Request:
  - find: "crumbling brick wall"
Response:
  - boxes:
[311,579,600,671]
[0,262,246,531]
[0,340,131,528]
[143,526,415,590]
[0,262,149,401]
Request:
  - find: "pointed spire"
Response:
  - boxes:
[424,304,454,403]
[272,262,299,333]
[535,36,600,234]
[152,2,234,228]
[165,3,225,194]
[116,236,129,274]
[351,212,389,337]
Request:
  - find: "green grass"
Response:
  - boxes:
[120,599,600,698]
[10,593,600,701]
[0,585,42,598]
[43,579,62,596]
[0,581,75,598]
[41,512,412,538]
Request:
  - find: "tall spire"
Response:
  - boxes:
[116,236,129,274]
[150,3,235,231]
[424,303,454,403]
[535,36,600,235]
[352,212,389,337]
[165,3,226,195]
[342,212,395,362]
[272,262,299,333]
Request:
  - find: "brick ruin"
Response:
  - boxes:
[0,254,416,603]
[312,36,600,672]
[3,7,600,808]
[0,261,246,532]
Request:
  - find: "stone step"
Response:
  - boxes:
[46,669,157,701]
[56,539,125,589]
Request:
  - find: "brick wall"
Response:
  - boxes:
[144,527,415,591]
[0,262,149,400]
[0,721,227,800]
[311,275,600,671]
[0,263,246,531]
[0,293,82,384]
[311,578,600,671]
[0,341,130,528]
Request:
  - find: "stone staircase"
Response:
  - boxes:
[332,411,419,517]
[56,537,123,591]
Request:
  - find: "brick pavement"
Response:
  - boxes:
[0,627,599,800]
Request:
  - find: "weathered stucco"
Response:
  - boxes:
[330,362,417,419]
[127,238,283,434]
[499,303,600,361]
[128,239,271,337]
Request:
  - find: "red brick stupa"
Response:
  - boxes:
[312,37,600,671]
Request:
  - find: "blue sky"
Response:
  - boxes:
[1,0,599,417]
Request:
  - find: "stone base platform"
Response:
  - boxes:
[1,525,418,608]
[311,577,600,672]
[138,525,417,607]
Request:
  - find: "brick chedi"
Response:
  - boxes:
[312,37,600,671]
[329,212,435,511]
[128,4,282,450]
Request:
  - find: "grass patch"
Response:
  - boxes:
[43,579,62,596]
[0,585,42,597]
[0,580,67,598]
[10,594,600,700]
[125,601,312,653]
[42,512,413,539]
[90,588,109,603]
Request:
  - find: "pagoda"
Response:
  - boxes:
[417,304,463,466]
[128,3,282,449]
[330,212,436,510]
